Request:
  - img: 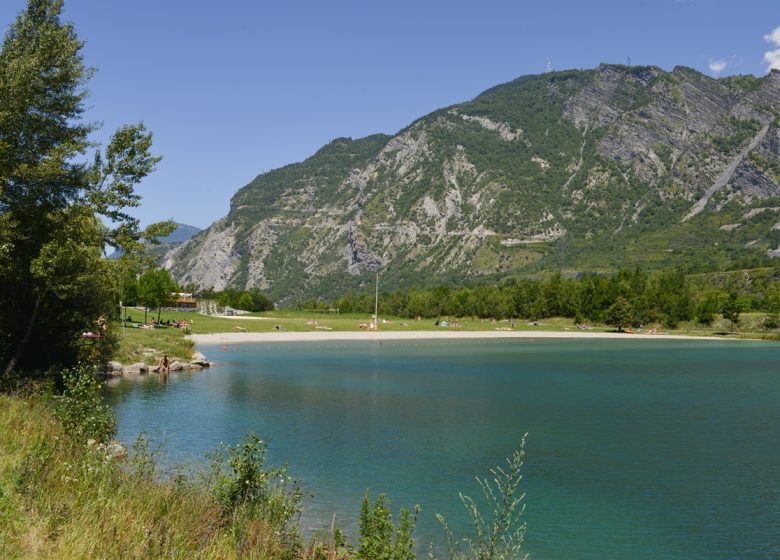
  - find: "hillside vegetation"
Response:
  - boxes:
[167,66,780,303]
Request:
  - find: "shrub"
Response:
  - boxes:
[358,492,418,560]
[209,433,303,530]
[764,312,780,330]
[54,368,116,444]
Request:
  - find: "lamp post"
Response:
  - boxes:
[374,271,379,331]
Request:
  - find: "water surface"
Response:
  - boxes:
[104,338,780,559]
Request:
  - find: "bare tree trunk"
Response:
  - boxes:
[3,291,45,378]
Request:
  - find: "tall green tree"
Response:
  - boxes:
[0,0,171,377]
[606,296,633,332]
[651,268,693,328]
[138,269,178,324]
[722,291,741,334]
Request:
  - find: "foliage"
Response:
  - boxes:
[358,492,418,560]
[138,267,179,322]
[712,117,761,154]
[721,74,763,93]
[215,288,275,312]
[329,267,771,330]
[649,268,693,328]
[695,291,723,326]
[606,296,633,331]
[764,282,780,329]
[764,312,780,330]
[1,395,320,558]
[208,433,303,546]
[748,151,780,184]
[0,0,171,379]
[54,367,116,443]
[721,291,741,333]
[433,436,528,560]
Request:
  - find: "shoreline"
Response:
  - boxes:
[188,330,735,345]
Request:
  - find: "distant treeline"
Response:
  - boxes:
[198,288,275,313]
[317,268,780,328]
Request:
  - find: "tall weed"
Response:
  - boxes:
[432,435,528,560]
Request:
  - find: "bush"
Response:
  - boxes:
[54,368,116,444]
[764,312,780,330]
[209,434,303,533]
[358,492,418,560]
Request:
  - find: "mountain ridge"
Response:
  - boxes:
[110,222,202,260]
[165,64,780,302]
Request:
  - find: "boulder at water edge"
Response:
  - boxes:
[122,362,149,375]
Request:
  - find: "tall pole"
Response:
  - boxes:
[374,271,379,331]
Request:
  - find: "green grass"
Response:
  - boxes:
[0,395,343,559]
[114,307,774,368]
[114,325,194,366]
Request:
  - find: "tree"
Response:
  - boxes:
[764,282,780,330]
[249,290,274,312]
[721,291,741,334]
[652,268,693,328]
[606,296,633,332]
[0,0,171,376]
[138,269,178,324]
[238,292,254,311]
[695,290,723,326]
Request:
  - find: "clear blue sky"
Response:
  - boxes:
[2,0,778,229]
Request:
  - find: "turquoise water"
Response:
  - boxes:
[103,339,780,559]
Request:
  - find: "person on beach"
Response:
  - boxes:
[159,354,170,375]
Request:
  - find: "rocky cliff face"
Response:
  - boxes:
[166,65,780,302]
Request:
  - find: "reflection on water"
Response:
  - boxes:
[104,339,780,560]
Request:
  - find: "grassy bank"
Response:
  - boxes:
[113,325,195,366]
[0,394,326,559]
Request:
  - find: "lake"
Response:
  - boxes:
[103,338,780,559]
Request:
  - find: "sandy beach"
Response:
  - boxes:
[188,330,728,344]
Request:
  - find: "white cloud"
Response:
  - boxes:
[708,58,727,74]
[763,25,780,71]
[764,26,780,46]
[766,50,780,71]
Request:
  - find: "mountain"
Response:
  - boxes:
[109,222,202,259]
[159,223,202,245]
[165,65,780,302]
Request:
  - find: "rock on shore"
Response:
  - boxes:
[102,352,211,377]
